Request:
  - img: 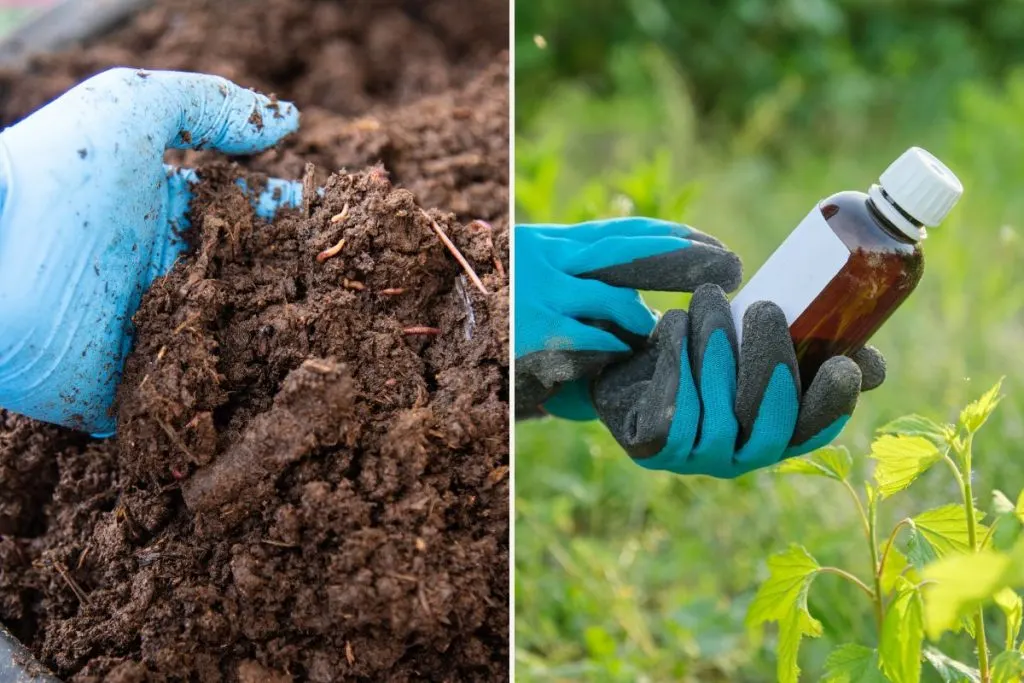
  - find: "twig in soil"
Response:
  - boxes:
[76,546,91,571]
[469,219,505,277]
[172,313,201,335]
[53,561,90,605]
[403,326,441,336]
[155,417,194,462]
[260,538,299,548]
[455,276,476,341]
[420,209,488,295]
[317,237,346,263]
[329,203,351,224]
[387,571,419,583]
[380,287,405,296]
[417,584,433,618]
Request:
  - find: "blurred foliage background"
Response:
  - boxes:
[514,0,1024,680]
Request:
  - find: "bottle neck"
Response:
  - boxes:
[867,184,925,243]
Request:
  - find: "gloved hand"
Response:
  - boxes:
[0,68,305,435]
[592,284,886,478]
[515,218,743,420]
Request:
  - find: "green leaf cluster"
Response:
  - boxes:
[754,379,1024,682]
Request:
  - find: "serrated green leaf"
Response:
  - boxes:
[906,524,940,570]
[913,504,986,557]
[871,435,943,499]
[995,587,1023,651]
[992,649,1024,683]
[776,445,852,481]
[880,545,919,594]
[959,378,1004,434]
[880,578,924,683]
[747,545,821,624]
[879,414,952,446]
[922,549,1013,639]
[746,545,822,683]
[923,646,981,682]
[823,644,886,682]
[778,599,823,683]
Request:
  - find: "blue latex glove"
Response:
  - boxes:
[0,68,305,435]
[592,284,886,478]
[514,218,743,420]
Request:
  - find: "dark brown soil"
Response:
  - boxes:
[0,1,508,681]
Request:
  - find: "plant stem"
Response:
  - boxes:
[867,497,885,631]
[818,566,876,600]
[840,479,884,628]
[943,453,967,502]
[960,434,990,682]
[980,516,1001,550]
[878,518,912,585]
[841,479,872,547]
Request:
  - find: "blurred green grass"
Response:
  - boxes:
[514,36,1024,683]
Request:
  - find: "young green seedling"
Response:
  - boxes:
[748,379,1024,683]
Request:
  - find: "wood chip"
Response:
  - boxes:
[421,210,488,295]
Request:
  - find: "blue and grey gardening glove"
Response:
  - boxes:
[0,68,305,435]
[593,284,886,478]
[515,217,743,420]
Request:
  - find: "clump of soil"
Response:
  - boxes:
[0,0,507,125]
[0,0,508,681]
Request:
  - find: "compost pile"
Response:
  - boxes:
[0,1,509,681]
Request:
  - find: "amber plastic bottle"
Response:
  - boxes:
[730,147,963,387]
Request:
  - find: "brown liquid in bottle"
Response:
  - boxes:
[790,191,924,387]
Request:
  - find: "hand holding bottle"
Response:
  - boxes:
[592,284,886,478]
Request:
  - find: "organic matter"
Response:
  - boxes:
[0,1,509,681]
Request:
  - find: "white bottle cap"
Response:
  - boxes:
[878,147,963,228]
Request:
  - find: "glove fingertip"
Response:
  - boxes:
[678,225,727,248]
[165,72,301,154]
[706,247,743,293]
[791,355,861,447]
[852,346,886,391]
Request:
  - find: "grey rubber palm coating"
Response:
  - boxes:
[734,300,800,446]
[852,346,886,391]
[581,229,743,293]
[591,310,688,458]
[591,284,883,457]
[516,349,621,415]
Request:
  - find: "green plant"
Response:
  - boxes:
[748,380,1024,682]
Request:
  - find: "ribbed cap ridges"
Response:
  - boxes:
[879,147,963,228]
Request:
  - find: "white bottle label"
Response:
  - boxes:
[730,206,850,345]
